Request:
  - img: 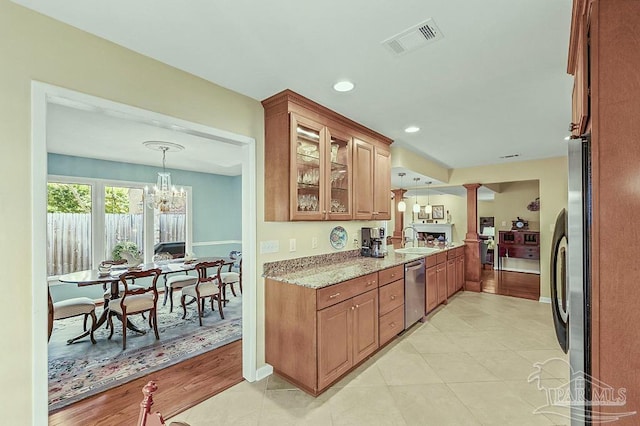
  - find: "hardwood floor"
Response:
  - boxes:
[481,268,540,300]
[48,340,243,426]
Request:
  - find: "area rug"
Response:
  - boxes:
[48,295,242,411]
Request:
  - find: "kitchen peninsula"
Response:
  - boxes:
[264,244,464,396]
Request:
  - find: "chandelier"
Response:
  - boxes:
[143,141,186,213]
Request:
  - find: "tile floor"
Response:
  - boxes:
[168,291,570,425]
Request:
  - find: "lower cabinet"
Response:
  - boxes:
[436,261,447,305]
[378,278,404,346]
[317,289,378,389]
[266,272,380,396]
[456,252,465,291]
[446,259,456,297]
[426,264,438,312]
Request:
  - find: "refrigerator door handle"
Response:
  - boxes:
[550,208,569,353]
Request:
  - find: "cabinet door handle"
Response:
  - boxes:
[351,306,355,310]
[390,295,396,300]
[390,322,396,328]
[329,292,341,299]
[355,304,359,309]
[366,280,375,287]
[373,211,378,215]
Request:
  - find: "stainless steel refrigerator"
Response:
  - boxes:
[550,135,591,424]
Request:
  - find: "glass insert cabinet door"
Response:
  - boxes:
[291,114,324,220]
[289,114,353,220]
[326,127,352,220]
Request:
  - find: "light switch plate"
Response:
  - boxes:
[289,238,296,252]
[311,237,318,249]
[260,240,279,254]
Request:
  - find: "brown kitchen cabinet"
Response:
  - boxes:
[353,139,391,220]
[317,288,378,389]
[265,272,379,395]
[456,250,465,291]
[498,231,540,260]
[262,89,392,221]
[426,262,438,312]
[436,253,447,305]
[288,114,354,221]
[566,1,640,419]
[378,265,404,346]
[446,259,456,298]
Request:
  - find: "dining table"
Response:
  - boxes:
[58,256,236,336]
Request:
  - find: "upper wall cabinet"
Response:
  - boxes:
[568,0,591,137]
[353,139,391,220]
[262,90,393,222]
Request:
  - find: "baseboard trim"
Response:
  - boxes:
[539,297,551,304]
[255,364,273,381]
[495,266,541,274]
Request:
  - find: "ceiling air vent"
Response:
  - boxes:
[382,18,444,56]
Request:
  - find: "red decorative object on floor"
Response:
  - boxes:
[137,381,190,426]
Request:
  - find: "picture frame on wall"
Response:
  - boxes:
[431,205,445,220]
[417,206,429,220]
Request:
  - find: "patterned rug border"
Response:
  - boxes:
[48,317,241,412]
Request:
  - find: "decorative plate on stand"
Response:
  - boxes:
[330,226,348,249]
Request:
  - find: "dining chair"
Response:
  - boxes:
[163,273,197,313]
[100,259,145,307]
[181,260,225,326]
[48,286,97,345]
[219,257,242,306]
[108,268,161,350]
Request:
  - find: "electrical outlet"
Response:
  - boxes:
[311,237,318,249]
[289,238,296,252]
[501,221,507,227]
[260,240,279,254]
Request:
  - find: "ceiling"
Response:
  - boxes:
[18,0,573,176]
[47,101,243,175]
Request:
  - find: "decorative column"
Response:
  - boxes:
[390,189,406,248]
[463,183,482,292]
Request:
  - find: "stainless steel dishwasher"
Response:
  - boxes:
[404,258,426,329]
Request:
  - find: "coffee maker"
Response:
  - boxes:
[361,227,386,258]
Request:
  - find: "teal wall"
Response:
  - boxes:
[48,153,241,300]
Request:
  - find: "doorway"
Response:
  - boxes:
[31,82,257,424]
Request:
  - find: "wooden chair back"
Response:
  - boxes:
[195,260,225,288]
[47,286,54,342]
[118,268,161,309]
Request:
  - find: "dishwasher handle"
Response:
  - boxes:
[405,260,424,270]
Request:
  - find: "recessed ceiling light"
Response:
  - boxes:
[404,126,420,133]
[499,154,520,159]
[333,81,355,92]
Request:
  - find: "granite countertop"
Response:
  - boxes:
[264,243,464,289]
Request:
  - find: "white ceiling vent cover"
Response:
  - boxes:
[382,18,444,56]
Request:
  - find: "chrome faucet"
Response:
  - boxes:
[402,225,417,248]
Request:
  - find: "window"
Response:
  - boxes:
[104,185,144,261]
[47,182,93,276]
[46,176,192,277]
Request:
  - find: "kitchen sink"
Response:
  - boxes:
[394,247,442,255]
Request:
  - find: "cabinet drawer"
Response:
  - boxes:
[456,247,465,257]
[379,279,404,316]
[379,305,404,346]
[436,252,447,264]
[317,272,378,310]
[426,254,438,268]
[447,249,458,260]
[378,265,403,286]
